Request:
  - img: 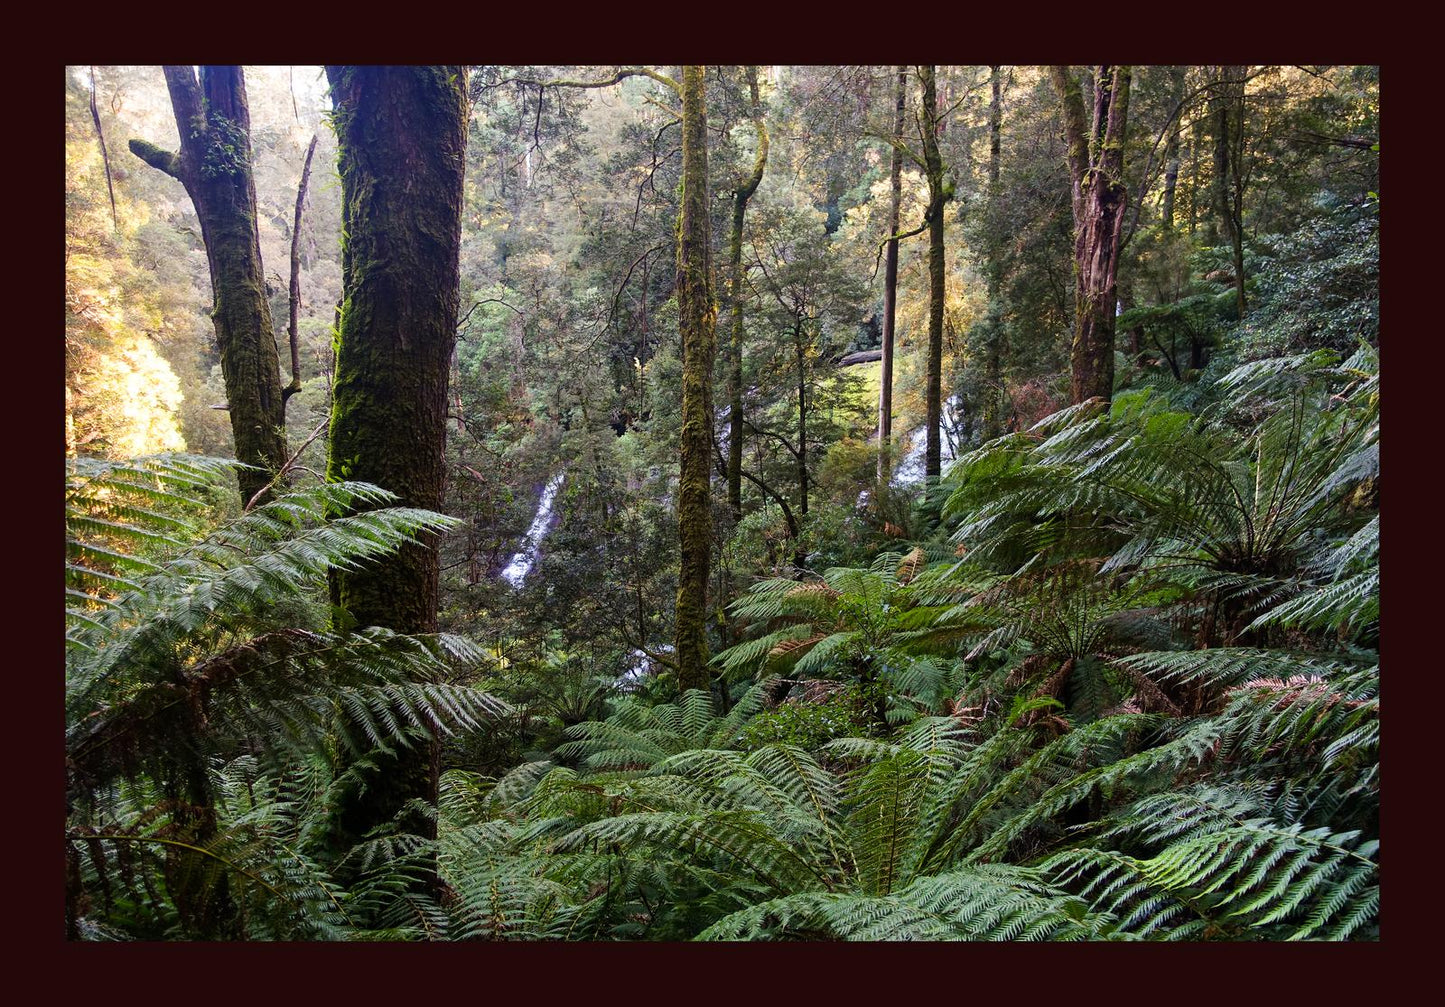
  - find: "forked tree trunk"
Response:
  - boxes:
[321,65,468,858]
[129,66,288,505]
[675,66,716,693]
[1050,64,1131,405]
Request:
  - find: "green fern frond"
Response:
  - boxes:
[698,864,1105,941]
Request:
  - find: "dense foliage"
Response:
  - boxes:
[65,65,1377,940]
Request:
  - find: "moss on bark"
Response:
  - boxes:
[675,66,716,693]
[727,67,767,522]
[128,67,288,506]
[321,65,469,858]
[1051,66,1131,405]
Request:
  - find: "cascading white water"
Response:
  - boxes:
[892,394,963,487]
[617,644,674,691]
[500,472,564,587]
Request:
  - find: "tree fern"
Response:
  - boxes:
[66,457,507,939]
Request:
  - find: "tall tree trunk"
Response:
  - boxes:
[1212,65,1248,320]
[1211,68,1231,251]
[321,65,468,859]
[794,316,809,520]
[675,66,716,693]
[728,67,768,521]
[88,66,118,232]
[920,66,951,489]
[1050,65,1131,405]
[1120,274,1145,359]
[981,65,1004,441]
[877,66,906,482]
[1188,112,1203,237]
[129,66,288,506]
[283,133,319,411]
[1160,65,1186,230]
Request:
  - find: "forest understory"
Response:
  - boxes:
[65,65,1378,941]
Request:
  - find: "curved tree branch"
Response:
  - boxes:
[127,138,181,179]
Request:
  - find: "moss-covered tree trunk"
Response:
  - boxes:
[675,66,716,693]
[878,66,906,482]
[321,65,468,856]
[920,66,950,489]
[1050,65,1131,405]
[727,67,768,522]
[129,66,287,506]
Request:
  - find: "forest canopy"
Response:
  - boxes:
[65,65,1377,941]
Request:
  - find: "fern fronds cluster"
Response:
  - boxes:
[66,457,505,939]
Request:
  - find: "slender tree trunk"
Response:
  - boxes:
[728,67,768,521]
[129,66,288,506]
[675,66,716,693]
[1120,275,1145,359]
[1188,113,1203,237]
[920,66,950,488]
[1160,66,1185,230]
[321,65,468,859]
[1050,65,1131,405]
[794,317,809,520]
[877,66,905,482]
[981,65,1005,441]
[283,133,319,411]
[1212,65,1248,320]
[1211,67,1232,247]
[88,67,118,232]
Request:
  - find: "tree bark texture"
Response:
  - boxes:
[1161,66,1186,230]
[1212,65,1248,320]
[674,66,716,693]
[322,65,468,851]
[1050,65,1131,405]
[129,66,288,505]
[981,65,1005,441]
[794,318,809,520]
[728,67,767,521]
[88,67,118,232]
[920,66,950,487]
[284,133,319,408]
[878,66,905,482]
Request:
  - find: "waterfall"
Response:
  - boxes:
[500,472,564,587]
[892,394,962,487]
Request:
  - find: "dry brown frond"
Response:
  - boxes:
[769,634,826,658]
[898,547,924,584]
